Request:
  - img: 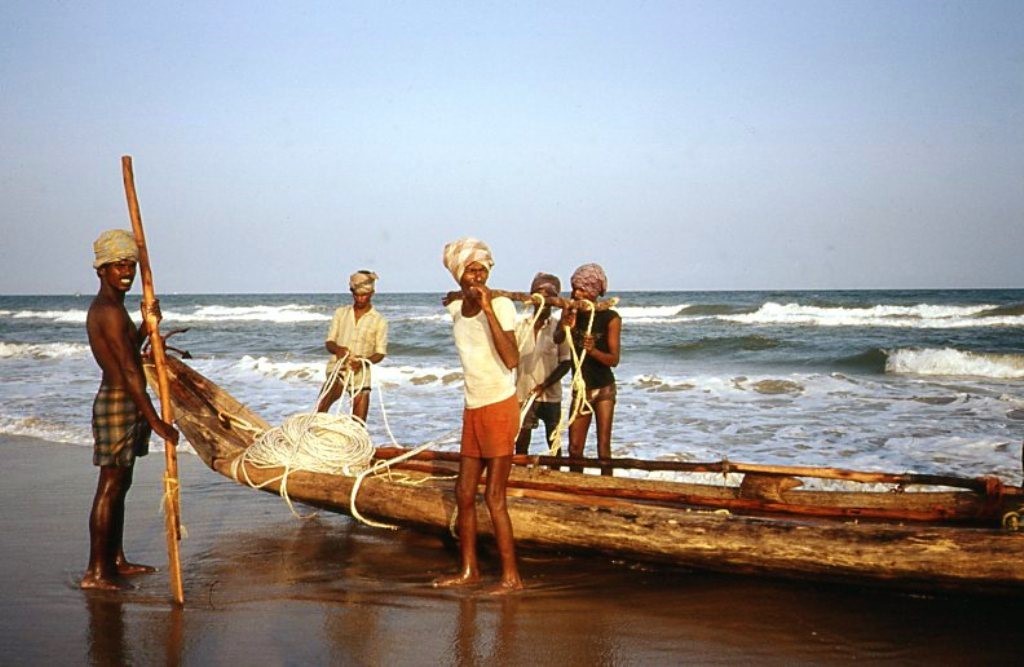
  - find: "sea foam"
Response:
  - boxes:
[0,341,91,359]
[233,355,463,387]
[170,304,329,323]
[3,309,89,324]
[0,415,91,445]
[614,304,690,320]
[720,302,1022,328]
[886,348,1024,379]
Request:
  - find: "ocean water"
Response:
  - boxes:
[2,289,1024,481]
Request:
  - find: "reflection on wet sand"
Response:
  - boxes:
[64,456,1024,665]
[86,594,183,666]
[86,595,127,665]
[447,594,522,666]
[166,503,1024,664]
[10,435,1021,664]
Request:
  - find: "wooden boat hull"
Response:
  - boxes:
[151,356,1024,596]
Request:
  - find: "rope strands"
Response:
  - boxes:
[229,354,378,518]
[231,411,375,517]
[227,353,460,523]
[225,289,611,523]
[546,299,599,457]
[513,293,607,458]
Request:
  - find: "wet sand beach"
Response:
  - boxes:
[2,434,1022,665]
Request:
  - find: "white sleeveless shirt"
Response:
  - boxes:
[447,296,517,409]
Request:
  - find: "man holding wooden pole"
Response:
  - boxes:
[81,229,178,591]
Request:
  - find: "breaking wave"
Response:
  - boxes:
[0,341,91,359]
[233,355,464,387]
[167,304,329,323]
[0,309,89,324]
[720,302,1024,329]
[0,415,91,445]
[615,304,690,320]
[886,348,1024,379]
[834,348,889,374]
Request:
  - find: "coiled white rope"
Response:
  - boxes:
[229,293,578,524]
[232,355,377,518]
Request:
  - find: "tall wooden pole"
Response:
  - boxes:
[121,155,185,605]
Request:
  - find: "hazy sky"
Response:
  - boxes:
[2,1,1022,295]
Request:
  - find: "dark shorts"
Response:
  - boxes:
[520,400,561,432]
[324,364,372,394]
[575,383,617,407]
[460,394,519,459]
[92,385,150,467]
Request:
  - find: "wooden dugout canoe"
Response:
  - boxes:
[149,355,1024,596]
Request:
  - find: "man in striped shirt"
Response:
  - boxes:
[316,270,389,423]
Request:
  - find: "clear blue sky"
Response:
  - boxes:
[2,1,1022,294]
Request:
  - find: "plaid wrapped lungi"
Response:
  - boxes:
[92,384,150,467]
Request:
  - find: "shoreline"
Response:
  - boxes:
[3,434,1024,663]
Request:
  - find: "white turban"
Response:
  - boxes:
[349,270,378,295]
[442,237,494,284]
[93,229,139,269]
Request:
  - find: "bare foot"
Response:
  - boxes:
[80,573,135,591]
[432,572,481,588]
[484,578,524,595]
[116,561,157,576]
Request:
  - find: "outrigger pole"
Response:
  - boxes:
[121,155,185,605]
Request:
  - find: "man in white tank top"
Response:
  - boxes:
[434,237,523,594]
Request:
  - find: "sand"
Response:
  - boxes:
[2,434,1022,664]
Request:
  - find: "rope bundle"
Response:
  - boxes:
[517,294,603,458]
[227,292,608,522]
[230,355,377,517]
[247,411,374,477]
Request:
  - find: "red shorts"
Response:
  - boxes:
[460,394,519,459]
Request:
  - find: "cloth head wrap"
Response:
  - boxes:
[349,270,378,295]
[571,263,608,297]
[530,272,561,298]
[442,237,494,283]
[93,229,139,269]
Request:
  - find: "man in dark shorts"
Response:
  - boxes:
[81,229,178,591]
[556,263,621,475]
[514,272,570,455]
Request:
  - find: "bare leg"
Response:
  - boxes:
[541,409,559,453]
[351,390,370,424]
[81,466,135,590]
[482,456,523,594]
[108,466,156,575]
[434,456,484,587]
[115,559,156,576]
[540,404,563,467]
[567,412,592,473]
[514,427,531,455]
[593,399,616,476]
[315,379,343,413]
